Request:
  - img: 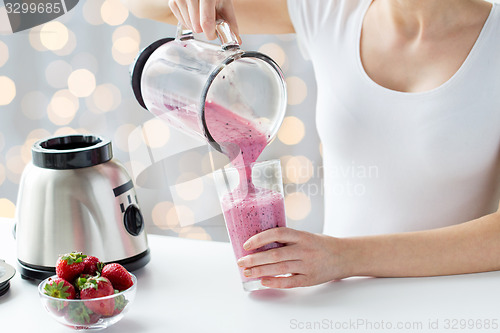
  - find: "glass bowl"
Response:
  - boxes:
[38,273,137,330]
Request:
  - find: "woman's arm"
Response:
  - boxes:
[350,206,500,277]
[122,0,176,22]
[121,0,294,39]
[238,201,500,288]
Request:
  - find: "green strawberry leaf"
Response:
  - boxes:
[114,292,128,311]
[81,278,99,291]
[96,262,105,274]
[61,252,87,265]
[75,276,88,291]
[44,281,71,299]
[66,302,93,325]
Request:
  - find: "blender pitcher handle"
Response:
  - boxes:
[176,22,194,40]
[176,20,240,50]
[215,20,240,50]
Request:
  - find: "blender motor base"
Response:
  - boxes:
[18,248,151,281]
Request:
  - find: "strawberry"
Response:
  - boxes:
[79,276,115,317]
[43,277,76,313]
[101,263,133,291]
[82,256,103,275]
[56,252,87,282]
[44,277,76,300]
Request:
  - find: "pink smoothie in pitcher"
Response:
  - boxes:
[204,101,287,283]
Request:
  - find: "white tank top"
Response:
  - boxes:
[287,0,500,237]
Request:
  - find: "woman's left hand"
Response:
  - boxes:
[237,227,352,288]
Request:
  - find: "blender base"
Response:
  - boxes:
[18,248,151,281]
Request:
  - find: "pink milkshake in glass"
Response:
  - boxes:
[214,160,286,291]
[207,103,287,291]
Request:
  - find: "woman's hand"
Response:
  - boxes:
[123,0,293,36]
[168,0,239,40]
[236,227,352,288]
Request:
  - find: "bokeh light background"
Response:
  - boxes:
[0,0,322,241]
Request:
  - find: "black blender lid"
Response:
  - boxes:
[0,260,16,297]
[32,134,113,170]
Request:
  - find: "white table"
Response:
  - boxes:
[1,217,499,333]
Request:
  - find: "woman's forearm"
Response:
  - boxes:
[122,0,176,23]
[345,210,500,277]
[122,0,294,35]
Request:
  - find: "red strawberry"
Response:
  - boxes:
[101,263,133,291]
[44,277,76,300]
[82,256,103,275]
[79,276,115,317]
[56,252,87,282]
[43,277,76,314]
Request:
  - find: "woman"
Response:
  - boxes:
[123,0,500,288]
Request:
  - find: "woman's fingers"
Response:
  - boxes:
[238,244,301,268]
[238,245,301,267]
[217,0,241,42]
[200,0,217,39]
[186,0,202,32]
[261,274,310,289]
[168,0,188,27]
[169,0,193,29]
[243,260,303,279]
[168,0,240,42]
[244,227,303,251]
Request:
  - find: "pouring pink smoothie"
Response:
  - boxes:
[131,22,287,291]
[205,101,287,284]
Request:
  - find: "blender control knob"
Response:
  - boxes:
[124,205,144,236]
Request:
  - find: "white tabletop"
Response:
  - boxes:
[1,217,499,333]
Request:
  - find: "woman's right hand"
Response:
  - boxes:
[168,0,239,40]
[123,0,294,36]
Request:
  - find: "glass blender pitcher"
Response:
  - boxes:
[130,21,287,155]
